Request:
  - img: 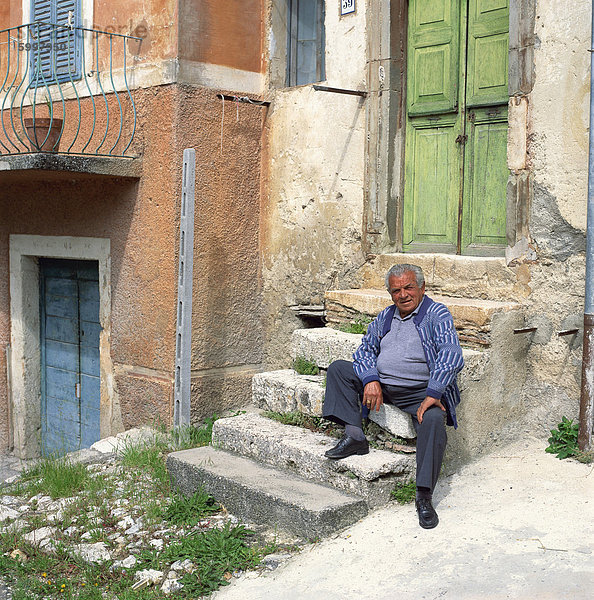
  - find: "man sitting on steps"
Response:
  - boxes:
[322,263,464,529]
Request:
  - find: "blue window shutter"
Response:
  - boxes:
[30,0,82,85]
[30,0,53,83]
[54,0,82,81]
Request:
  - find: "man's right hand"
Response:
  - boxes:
[363,381,383,412]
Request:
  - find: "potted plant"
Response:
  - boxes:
[23,93,63,152]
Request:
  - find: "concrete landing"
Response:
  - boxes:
[166,446,368,539]
[211,412,415,507]
[211,436,594,600]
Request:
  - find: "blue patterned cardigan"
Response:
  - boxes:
[353,295,464,428]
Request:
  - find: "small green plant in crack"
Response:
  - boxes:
[545,416,580,459]
[263,410,306,427]
[337,315,373,335]
[263,411,341,437]
[292,356,320,375]
[390,480,416,504]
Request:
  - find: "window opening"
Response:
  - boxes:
[287,0,325,86]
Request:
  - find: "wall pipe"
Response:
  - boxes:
[578,2,594,452]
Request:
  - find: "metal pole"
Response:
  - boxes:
[578,3,594,452]
[173,148,195,428]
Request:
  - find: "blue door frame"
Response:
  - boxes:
[40,258,101,455]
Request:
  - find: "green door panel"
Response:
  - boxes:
[466,0,509,107]
[404,0,509,255]
[403,117,460,251]
[407,0,460,116]
[461,107,509,253]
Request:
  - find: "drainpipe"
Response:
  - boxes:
[578,2,594,452]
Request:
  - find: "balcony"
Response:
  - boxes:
[0,21,142,180]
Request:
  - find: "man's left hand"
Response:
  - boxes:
[417,396,446,423]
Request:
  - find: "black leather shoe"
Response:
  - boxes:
[324,435,369,459]
[416,498,439,529]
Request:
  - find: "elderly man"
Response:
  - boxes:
[322,264,464,529]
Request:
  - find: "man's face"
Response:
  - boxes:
[388,271,425,317]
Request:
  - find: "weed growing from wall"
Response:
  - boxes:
[545,417,579,459]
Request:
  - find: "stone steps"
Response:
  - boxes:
[211,412,415,508]
[290,327,361,368]
[252,369,326,415]
[357,253,527,302]
[253,337,483,440]
[252,369,416,439]
[324,289,521,348]
[290,326,484,369]
[166,445,368,539]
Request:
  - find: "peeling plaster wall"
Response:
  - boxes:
[517,0,591,435]
[261,4,368,367]
[530,1,590,230]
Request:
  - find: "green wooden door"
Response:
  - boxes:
[403,0,509,255]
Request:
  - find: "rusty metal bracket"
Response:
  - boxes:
[558,329,580,337]
[312,85,368,98]
[513,327,537,334]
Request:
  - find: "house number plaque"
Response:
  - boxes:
[341,0,355,16]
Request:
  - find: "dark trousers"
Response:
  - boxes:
[322,360,446,493]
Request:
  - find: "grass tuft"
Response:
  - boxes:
[163,490,220,526]
[390,480,416,504]
[159,524,261,597]
[16,456,91,499]
[292,357,319,375]
[170,416,218,450]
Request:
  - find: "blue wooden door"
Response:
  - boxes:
[40,259,101,455]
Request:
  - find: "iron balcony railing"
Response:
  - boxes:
[0,21,141,157]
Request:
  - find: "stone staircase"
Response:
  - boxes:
[168,253,530,540]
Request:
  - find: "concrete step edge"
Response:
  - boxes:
[167,446,368,539]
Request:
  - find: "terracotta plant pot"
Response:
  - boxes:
[23,117,63,152]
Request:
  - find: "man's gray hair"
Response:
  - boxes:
[385,263,425,289]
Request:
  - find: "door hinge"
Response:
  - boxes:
[455,134,468,145]
[75,383,81,399]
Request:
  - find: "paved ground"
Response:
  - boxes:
[0,454,29,485]
[212,436,594,600]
